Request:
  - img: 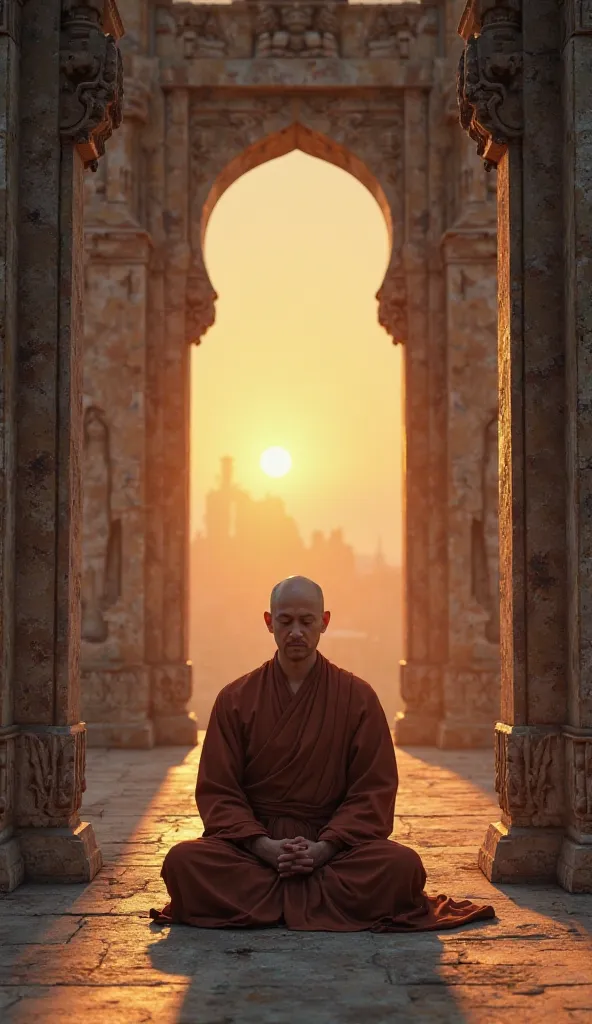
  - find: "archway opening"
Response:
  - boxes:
[188,149,404,726]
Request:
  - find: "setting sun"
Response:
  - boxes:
[260,446,293,478]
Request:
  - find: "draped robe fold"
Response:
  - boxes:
[151,653,495,931]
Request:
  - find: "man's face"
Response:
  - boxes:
[264,591,330,661]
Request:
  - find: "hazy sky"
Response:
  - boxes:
[190,149,404,565]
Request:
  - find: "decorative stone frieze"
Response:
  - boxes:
[60,0,125,170]
[457,0,523,170]
[494,724,564,828]
[15,725,86,829]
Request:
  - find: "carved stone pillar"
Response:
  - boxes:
[0,0,24,891]
[459,1,568,880]
[439,129,499,749]
[557,1,592,894]
[393,87,443,746]
[0,0,123,890]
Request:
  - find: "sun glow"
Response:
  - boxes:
[260,446,293,478]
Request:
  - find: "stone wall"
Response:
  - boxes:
[80,0,500,749]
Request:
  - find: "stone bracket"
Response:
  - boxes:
[60,0,125,171]
[457,1,523,169]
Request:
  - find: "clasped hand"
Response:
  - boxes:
[250,836,335,877]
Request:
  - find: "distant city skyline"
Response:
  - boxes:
[189,150,404,568]
[192,452,401,566]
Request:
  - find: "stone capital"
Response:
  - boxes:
[494,723,564,829]
[457,1,523,169]
[60,0,125,171]
[15,724,87,830]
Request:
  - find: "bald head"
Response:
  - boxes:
[265,576,329,663]
[269,576,324,614]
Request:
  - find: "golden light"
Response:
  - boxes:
[260,446,292,478]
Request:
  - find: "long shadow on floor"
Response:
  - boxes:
[147,920,474,1024]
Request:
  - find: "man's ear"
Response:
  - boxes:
[263,611,273,633]
[321,610,331,631]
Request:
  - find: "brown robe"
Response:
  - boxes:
[150,652,495,931]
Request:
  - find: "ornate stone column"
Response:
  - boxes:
[459,0,568,880]
[557,0,592,894]
[0,0,123,890]
[81,51,157,749]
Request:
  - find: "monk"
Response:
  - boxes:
[150,576,495,931]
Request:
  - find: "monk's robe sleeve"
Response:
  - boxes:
[317,687,397,848]
[195,689,270,844]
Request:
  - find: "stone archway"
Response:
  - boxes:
[80,0,499,752]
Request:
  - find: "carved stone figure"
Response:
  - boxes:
[81,406,121,643]
[174,5,227,59]
[60,0,124,170]
[472,414,500,643]
[366,7,419,60]
[254,3,340,59]
[457,1,523,169]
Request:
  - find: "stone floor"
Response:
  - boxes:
[1,737,591,1023]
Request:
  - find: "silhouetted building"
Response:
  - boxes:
[189,457,403,724]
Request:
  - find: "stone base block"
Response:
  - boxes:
[86,721,155,749]
[0,836,25,892]
[153,712,198,746]
[393,711,439,746]
[437,718,493,749]
[557,837,592,893]
[478,820,563,883]
[19,822,103,883]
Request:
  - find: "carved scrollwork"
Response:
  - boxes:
[60,0,124,171]
[376,270,407,345]
[16,726,86,829]
[457,1,523,170]
[494,724,563,827]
